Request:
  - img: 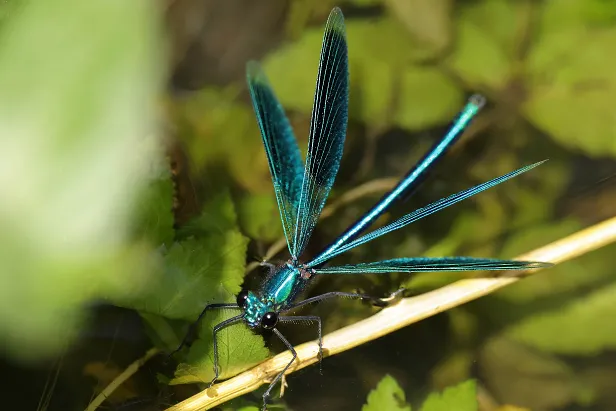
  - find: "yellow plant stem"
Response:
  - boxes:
[164,216,616,411]
[85,347,160,411]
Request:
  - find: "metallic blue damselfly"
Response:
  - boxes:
[172,7,551,410]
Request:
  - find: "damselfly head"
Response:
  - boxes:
[242,291,275,329]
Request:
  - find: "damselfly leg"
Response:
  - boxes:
[262,329,298,411]
[169,303,240,358]
[279,315,323,371]
[209,314,243,386]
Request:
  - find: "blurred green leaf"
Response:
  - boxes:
[140,312,182,352]
[459,0,529,59]
[127,190,265,384]
[264,16,463,131]
[238,193,282,243]
[346,17,440,64]
[394,66,463,131]
[523,25,616,156]
[363,374,411,411]
[538,0,616,35]
[120,192,248,321]
[0,0,22,29]
[0,0,163,359]
[479,337,588,410]
[505,160,570,228]
[420,379,477,411]
[172,87,272,193]
[171,308,269,383]
[431,350,474,389]
[384,0,452,56]
[496,221,616,304]
[447,16,512,91]
[178,190,239,236]
[507,280,616,355]
[132,162,175,245]
[352,0,383,5]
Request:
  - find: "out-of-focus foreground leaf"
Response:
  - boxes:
[0,0,164,359]
[123,192,248,321]
[131,163,175,246]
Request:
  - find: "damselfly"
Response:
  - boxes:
[173,7,551,410]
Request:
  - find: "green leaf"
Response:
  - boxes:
[507,280,616,355]
[0,0,163,359]
[120,192,249,321]
[420,380,477,411]
[363,374,411,411]
[171,308,269,383]
[523,25,616,156]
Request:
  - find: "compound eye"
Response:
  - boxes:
[236,290,249,309]
[261,312,278,329]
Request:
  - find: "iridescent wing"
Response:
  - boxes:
[247,62,304,256]
[312,95,487,262]
[314,257,552,274]
[307,161,546,267]
[292,7,349,258]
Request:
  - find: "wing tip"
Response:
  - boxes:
[516,261,553,270]
[246,60,268,85]
[468,94,486,110]
[523,158,549,172]
[326,7,346,37]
